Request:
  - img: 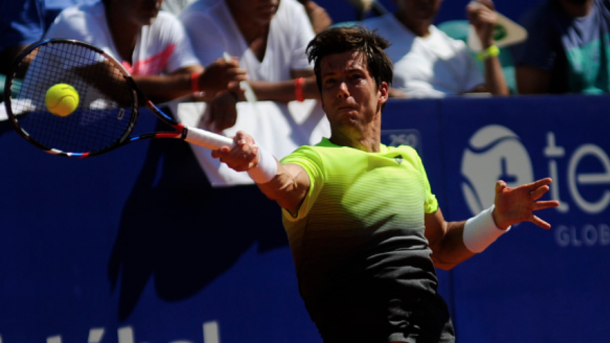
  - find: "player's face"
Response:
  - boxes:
[319,51,388,138]
[393,0,442,22]
[227,0,280,25]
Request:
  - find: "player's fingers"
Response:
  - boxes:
[533,200,560,211]
[530,215,552,230]
[530,185,550,200]
[495,180,507,194]
[211,146,231,159]
[527,177,553,191]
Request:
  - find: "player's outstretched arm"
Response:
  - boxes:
[211,131,310,215]
[426,178,560,270]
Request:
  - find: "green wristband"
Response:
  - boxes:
[477,45,500,60]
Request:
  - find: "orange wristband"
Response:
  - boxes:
[294,77,304,102]
[191,72,201,94]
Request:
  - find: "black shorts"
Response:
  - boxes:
[304,286,455,343]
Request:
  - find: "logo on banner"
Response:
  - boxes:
[461,125,534,215]
[461,125,610,247]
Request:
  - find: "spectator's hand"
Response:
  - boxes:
[467,0,498,48]
[492,178,560,230]
[199,57,247,93]
[206,90,240,132]
[211,131,259,172]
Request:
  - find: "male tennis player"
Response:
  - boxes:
[212,26,559,343]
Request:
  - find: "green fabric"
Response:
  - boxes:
[280,138,437,267]
[565,33,610,94]
[0,74,5,102]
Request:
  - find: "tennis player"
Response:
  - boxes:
[212,26,559,343]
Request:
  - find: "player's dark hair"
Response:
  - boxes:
[306,25,393,91]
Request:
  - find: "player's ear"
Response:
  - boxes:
[377,81,389,104]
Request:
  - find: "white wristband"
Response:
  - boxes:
[463,204,510,253]
[247,146,278,184]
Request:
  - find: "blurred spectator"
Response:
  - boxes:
[0,0,46,75]
[44,0,98,28]
[44,0,246,103]
[361,0,509,98]
[297,0,333,34]
[161,0,197,15]
[180,0,319,131]
[512,0,610,94]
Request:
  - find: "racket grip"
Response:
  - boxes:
[184,127,234,149]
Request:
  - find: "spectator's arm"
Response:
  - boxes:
[467,0,509,95]
[298,0,332,34]
[248,73,320,102]
[132,58,246,103]
[515,65,551,94]
[480,52,509,95]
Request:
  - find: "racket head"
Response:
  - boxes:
[3,39,139,157]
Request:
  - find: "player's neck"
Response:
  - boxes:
[330,129,381,153]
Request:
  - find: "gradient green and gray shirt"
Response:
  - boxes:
[281,138,440,303]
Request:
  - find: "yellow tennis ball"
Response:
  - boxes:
[45,83,79,117]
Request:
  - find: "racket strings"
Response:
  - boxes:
[8,41,136,155]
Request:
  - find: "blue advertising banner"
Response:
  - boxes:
[0,95,608,343]
[439,96,610,343]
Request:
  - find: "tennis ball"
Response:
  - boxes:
[45,83,79,117]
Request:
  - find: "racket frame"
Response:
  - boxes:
[4,38,232,158]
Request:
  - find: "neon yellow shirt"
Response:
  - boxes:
[281,138,439,300]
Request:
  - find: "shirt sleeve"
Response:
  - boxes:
[456,40,485,92]
[280,146,324,221]
[45,7,96,42]
[44,5,115,56]
[404,146,439,214]
[156,13,200,73]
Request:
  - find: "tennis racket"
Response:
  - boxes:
[3,38,234,158]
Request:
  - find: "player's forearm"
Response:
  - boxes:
[430,221,475,270]
[249,148,309,215]
[256,163,309,216]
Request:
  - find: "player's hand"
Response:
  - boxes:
[492,178,560,230]
[211,131,260,172]
[466,0,497,48]
[199,57,247,93]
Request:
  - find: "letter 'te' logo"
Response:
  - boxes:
[461,125,534,215]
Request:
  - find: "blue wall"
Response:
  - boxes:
[0,94,609,342]
[320,0,534,26]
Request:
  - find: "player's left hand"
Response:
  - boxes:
[467,0,497,48]
[492,177,560,230]
[211,131,259,172]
